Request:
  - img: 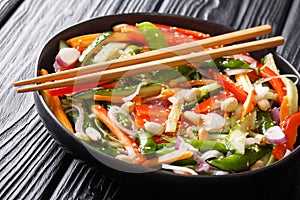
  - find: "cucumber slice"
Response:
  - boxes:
[228,111,257,154]
[93,42,127,63]
[78,31,113,65]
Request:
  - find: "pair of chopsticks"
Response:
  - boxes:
[13,24,284,93]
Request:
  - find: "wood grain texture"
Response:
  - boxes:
[158,0,292,37]
[49,161,120,200]
[0,0,162,199]
[0,0,299,199]
[0,0,23,27]
[277,0,300,70]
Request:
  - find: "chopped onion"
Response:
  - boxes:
[200,150,224,161]
[270,107,280,125]
[245,137,261,146]
[168,89,190,104]
[254,83,269,101]
[71,104,84,133]
[224,68,253,76]
[174,136,198,152]
[264,126,287,144]
[162,164,198,175]
[54,47,80,72]
[201,112,225,131]
[85,127,102,142]
[258,74,299,86]
[142,94,166,103]
[193,153,205,164]
[196,163,211,173]
[211,170,230,175]
[122,81,148,102]
[284,149,291,158]
[232,54,258,68]
[108,105,137,137]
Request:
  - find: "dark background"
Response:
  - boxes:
[1,0,300,199]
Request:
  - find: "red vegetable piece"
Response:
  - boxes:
[208,69,248,103]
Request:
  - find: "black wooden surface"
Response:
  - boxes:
[1,0,300,199]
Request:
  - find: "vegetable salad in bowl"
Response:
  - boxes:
[40,21,300,176]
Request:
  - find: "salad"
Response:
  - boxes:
[41,21,300,175]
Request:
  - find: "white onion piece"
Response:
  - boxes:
[201,112,226,131]
[71,104,84,134]
[284,149,291,158]
[245,137,261,146]
[162,164,198,175]
[270,107,280,125]
[85,127,102,142]
[175,136,198,152]
[232,54,258,67]
[122,82,147,102]
[254,83,269,101]
[264,126,287,144]
[142,94,166,103]
[211,170,230,175]
[54,48,80,72]
[200,150,224,161]
[144,121,164,136]
[108,105,137,137]
[168,89,190,104]
[196,163,211,173]
[224,68,253,76]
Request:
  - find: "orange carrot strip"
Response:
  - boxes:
[66,33,101,49]
[241,88,256,118]
[92,105,146,164]
[279,96,290,127]
[40,69,74,133]
[141,150,193,168]
[93,95,125,102]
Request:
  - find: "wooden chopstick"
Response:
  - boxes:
[13,25,272,87]
[16,36,284,93]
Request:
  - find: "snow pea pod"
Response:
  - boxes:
[138,131,157,155]
[190,140,230,153]
[208,144,273,172]
[136,21,169,50]
[201,58,252,70]
[257,110,274,134]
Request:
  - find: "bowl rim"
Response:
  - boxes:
[34,12,300,180]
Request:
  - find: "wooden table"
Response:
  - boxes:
[1,0,300,199]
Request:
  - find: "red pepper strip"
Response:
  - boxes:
[247,70,260,82]
[282,111,300,151]
[114,23,203,47]
[134,116,168,129]
[272,111,300,160]
[208,69,248,103]
[160,31,197,46]
[134,116,150,128]
[133,105,170,128]
[258,66,286,104]
[193,91,233,114]
[92,105,146,164]
[48,80,112,96]
[152,135,169,144]
[154,23,210,40]
[272,143,287,160]
[133,105,170,118]
[100,81,117,89]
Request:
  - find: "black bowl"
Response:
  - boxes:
[34,13,300,200]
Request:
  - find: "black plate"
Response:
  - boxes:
[33,13,300,199]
